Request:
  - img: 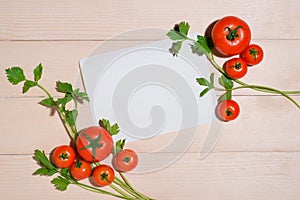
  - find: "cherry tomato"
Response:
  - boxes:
[93,165,115,187]
[70,159,92,180]
[212,16,251,56]
[216,100,240,122]
[51,145,76,168]
[223,58,248,79]
[241,44,264,66]
[113,149,138,172]
[76,126,113,162]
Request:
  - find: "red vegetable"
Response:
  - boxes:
[113,149,138,172]
[223,58,248,79]
[93,165,115,187]
[70,159,92,180]
[51,145,76,168]
[241,44,264,66]
[212,16,251,56]
[216,100,240,122]
[76,126,113,162]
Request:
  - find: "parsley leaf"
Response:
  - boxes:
[179,21,190,36]
[200,88,211,97]
[65,109,78,127]
[99,119,120,136]
[196,77,211,87]
[192,35,211,55]
[72,88,90,102]
[5,67,26,85]
[33,149,55,170]
[39,97,56,107]
[33,167,57,176]
[115,139,126,154]
[167,29,186,41]
[56,81,73,93]
[169,41,183,56]
[219,75,233,89]
[57,94,73,108]
[22,80,37,94]
[51,176,71,191]
[33,63,43,82]
[218,90,232,102]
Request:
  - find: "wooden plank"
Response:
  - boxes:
[0,152,299,200]
[1,40,300,97]
[0,0,299,40]
[1,96,299,154]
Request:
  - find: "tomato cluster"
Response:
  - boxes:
[211,16,264,121]
[51,126,138,187]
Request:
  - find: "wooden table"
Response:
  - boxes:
[0,1,299,199]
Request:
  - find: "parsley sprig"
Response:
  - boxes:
[5,64,89,139]
[167,22,300,107]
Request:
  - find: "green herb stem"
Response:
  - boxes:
[114,177,144,199]
[109,183,137,199]
[35,82,76,139]
[118,172,154,200]
[75,182,128,199]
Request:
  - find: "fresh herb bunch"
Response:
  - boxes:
[6,64,153,200]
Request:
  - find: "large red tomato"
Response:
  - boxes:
[212,16,251,56]
[76,126,113,162]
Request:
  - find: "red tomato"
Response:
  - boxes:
[93,165,115,187]
[212,16,251,56]
[51,145,76,168]
[223,58,248,79]
[76,126,113,162]
[113,149,138,172]
[216,100,240,122]
[70,160,92,180]
[241,44,264,66]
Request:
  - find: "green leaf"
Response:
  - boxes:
[33,63,43,82]
[33,149,55,170]
[65,109,78,126]
[99,119,120,136]
[56,81,73,93]
[210,73,215,87]
[57,94,73,107]
[195,35,211,54]
[39,97,56,107]
[60,168,70,177]
[115,139,126,154]
[218,91,232,102]
[166,29,186,41]
[5,67,26,85]
[169,41,183,56]
[196,77,210,87]
[179,21,190,36]
[33,167,57,176]
[51,176,70,191]
[219,75,233,89]
[22,80,37,93]
[200,88,210,97]
[72,88,90,102]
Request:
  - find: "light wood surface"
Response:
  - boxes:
[1,1,299,200]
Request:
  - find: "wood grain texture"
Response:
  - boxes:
[0,152,300,200]
[1,0,300,199]
[0,0,299,40]
[1,96,299,154]
[1,40,300,97]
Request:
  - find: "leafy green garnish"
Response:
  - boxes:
[99,119,120,136]
[166,21,190,41]
[219,75,234,89]
[5,66,26,85]
[33,63,43,82]
[23,80,37,93]
[51,176,71,191]
[115,139,126,154]
[33,167,57,176]
[33,149,56,170]
[196,73,215,97]
[56,81,73,93]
